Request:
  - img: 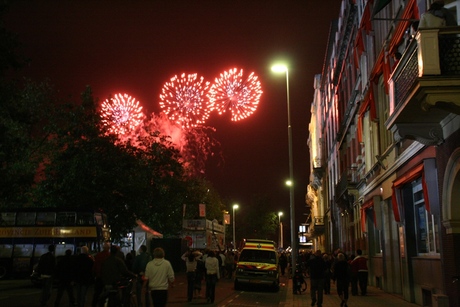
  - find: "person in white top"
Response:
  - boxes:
[143,247,175,307]
[181,250,202,302]
[419,1,450,29]
[204,251,220,303]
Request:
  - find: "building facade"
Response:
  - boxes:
[307,0,460,306]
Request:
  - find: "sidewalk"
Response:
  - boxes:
[282,275,419,307]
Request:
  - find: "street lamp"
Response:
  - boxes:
[233,204,239,250]
[271,63,296,274]
[278,212,283,249]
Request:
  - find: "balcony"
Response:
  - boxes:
[335,167,358,211]
[386,27,460,146]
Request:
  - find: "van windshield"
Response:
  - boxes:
[239,250,277,264]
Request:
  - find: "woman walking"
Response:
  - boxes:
[181,249,202,302]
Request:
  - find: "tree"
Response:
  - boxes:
[1,7,226,239]
[235,194,278,242]
[0,80,58,208]
[181,177,225,221]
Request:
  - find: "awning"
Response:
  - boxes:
[372,0,392,17]
[136,219,163,238]
[391,162,431,222]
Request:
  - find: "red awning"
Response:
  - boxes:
[360,198,376,233]
[391,163,430,222]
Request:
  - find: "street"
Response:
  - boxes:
[0,273,421,307]
[0,273,287,307]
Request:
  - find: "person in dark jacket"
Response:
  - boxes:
[75,246,94,307]
[92,242,110,307]
[36,244,56,307]
[100,245,136,306]
[279,252,288,276]
[101,246,135,285]
[307,250,327,307]
[54,249,76,307]
[332,253,351,307]
[132,245,151,307]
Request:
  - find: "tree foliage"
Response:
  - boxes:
[0,80,57,208]
[234,194,279,243]
[1,81,225,239]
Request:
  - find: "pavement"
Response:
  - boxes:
[281,275,419,307]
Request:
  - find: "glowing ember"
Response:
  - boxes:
[159,73,211,129]
[100,93,144,135]
[208,68,262,121]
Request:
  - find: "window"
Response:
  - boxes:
[0,212,16,226]
[13,244,33,257]
[56,212,76,226]
[77,212,95,225]
[16,212,36,225]
[34,244,50,257]
[55,244,75,257]
[239,250,277,264]
[36,212,56,225]
[0,244,13,257]
[412,178,439,254]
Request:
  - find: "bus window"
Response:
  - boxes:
[36,212,56,226]
[77,212,95,226]
[16,212,36,226]
[0,244,13,257]
[34,244,50,257]
[55,244,75,257]
[0,212,16,226]
[95,213,103,226]
[13,244,33,257]
[56,212,76,226]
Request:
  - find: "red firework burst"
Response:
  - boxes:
[208,68,262,121]
[159,73,211,129]
[100,93,144,135]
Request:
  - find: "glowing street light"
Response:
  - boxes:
[278,211,283,249]
[233,204,239,249]
[271,63,296,274]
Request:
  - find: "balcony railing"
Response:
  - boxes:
[335,167,358,202]
[386,27,460,145]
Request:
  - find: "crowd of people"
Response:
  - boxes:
[34,242,177,307]
[34,240,370,307]
[180,249,238,304]
[34,243,240,307]
[281,248,369,307]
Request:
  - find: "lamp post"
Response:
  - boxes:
[271,64,296,274]
[278,211,283,249]
[233,204,239,250]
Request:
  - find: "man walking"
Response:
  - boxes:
[75,246,94,307]
[307,250,327,307]
[54,249,76,307]
[205,251,220,304]
[92,242,110,307]
[132,245,152,307]
[36,244,56,307]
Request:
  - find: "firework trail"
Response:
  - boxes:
[100,93,145,135]
[208,68,262,121]
[159,73,211,129]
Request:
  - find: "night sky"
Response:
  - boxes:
[4,1,342,231]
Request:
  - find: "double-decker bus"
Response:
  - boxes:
[0,208,110,279]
